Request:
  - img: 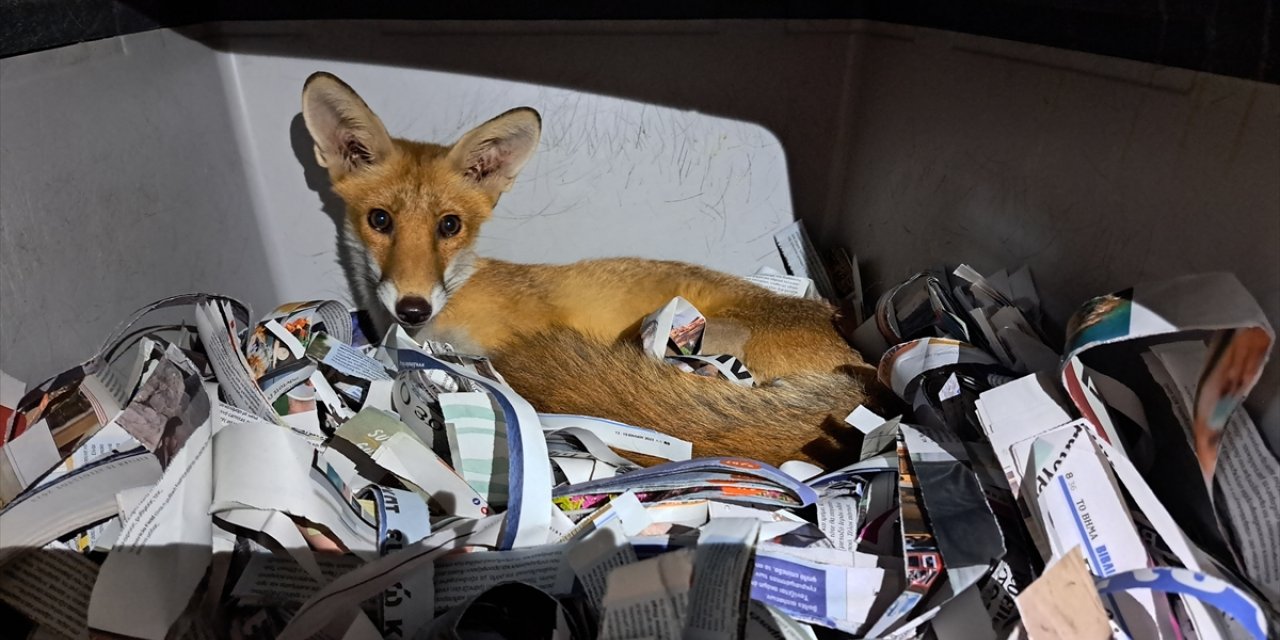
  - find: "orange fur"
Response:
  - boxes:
[302,72,893,469]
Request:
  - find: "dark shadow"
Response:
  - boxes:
[288,113,345,232]
[0,546,569,638]
[5,3,1275,84]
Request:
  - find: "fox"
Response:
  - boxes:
[301,72,893,469]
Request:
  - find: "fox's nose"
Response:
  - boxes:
[394,297,432,326]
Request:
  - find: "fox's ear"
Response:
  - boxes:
[301,72,395,179]
[446,108,541,201]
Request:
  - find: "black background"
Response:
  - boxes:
[2,1,1277,84]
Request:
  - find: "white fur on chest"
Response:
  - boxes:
[414,323,487,357]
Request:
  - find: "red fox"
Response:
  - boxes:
[301,72,890,468]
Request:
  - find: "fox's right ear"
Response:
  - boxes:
[301,72,395,179]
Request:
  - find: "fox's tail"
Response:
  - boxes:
[489,326,892,469]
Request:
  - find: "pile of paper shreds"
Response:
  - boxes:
[1,230,1278,640]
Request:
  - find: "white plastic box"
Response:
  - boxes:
[1,19,1276,449]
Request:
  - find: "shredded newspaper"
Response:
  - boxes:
[0,222,1276,639]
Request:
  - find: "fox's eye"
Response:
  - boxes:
[367,208,392,233]
[438,214,462,238]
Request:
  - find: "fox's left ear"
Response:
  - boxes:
[447,108,541,201]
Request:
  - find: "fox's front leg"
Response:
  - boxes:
[709,295,872,381]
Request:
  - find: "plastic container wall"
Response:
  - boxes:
[2,20,1276,447]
